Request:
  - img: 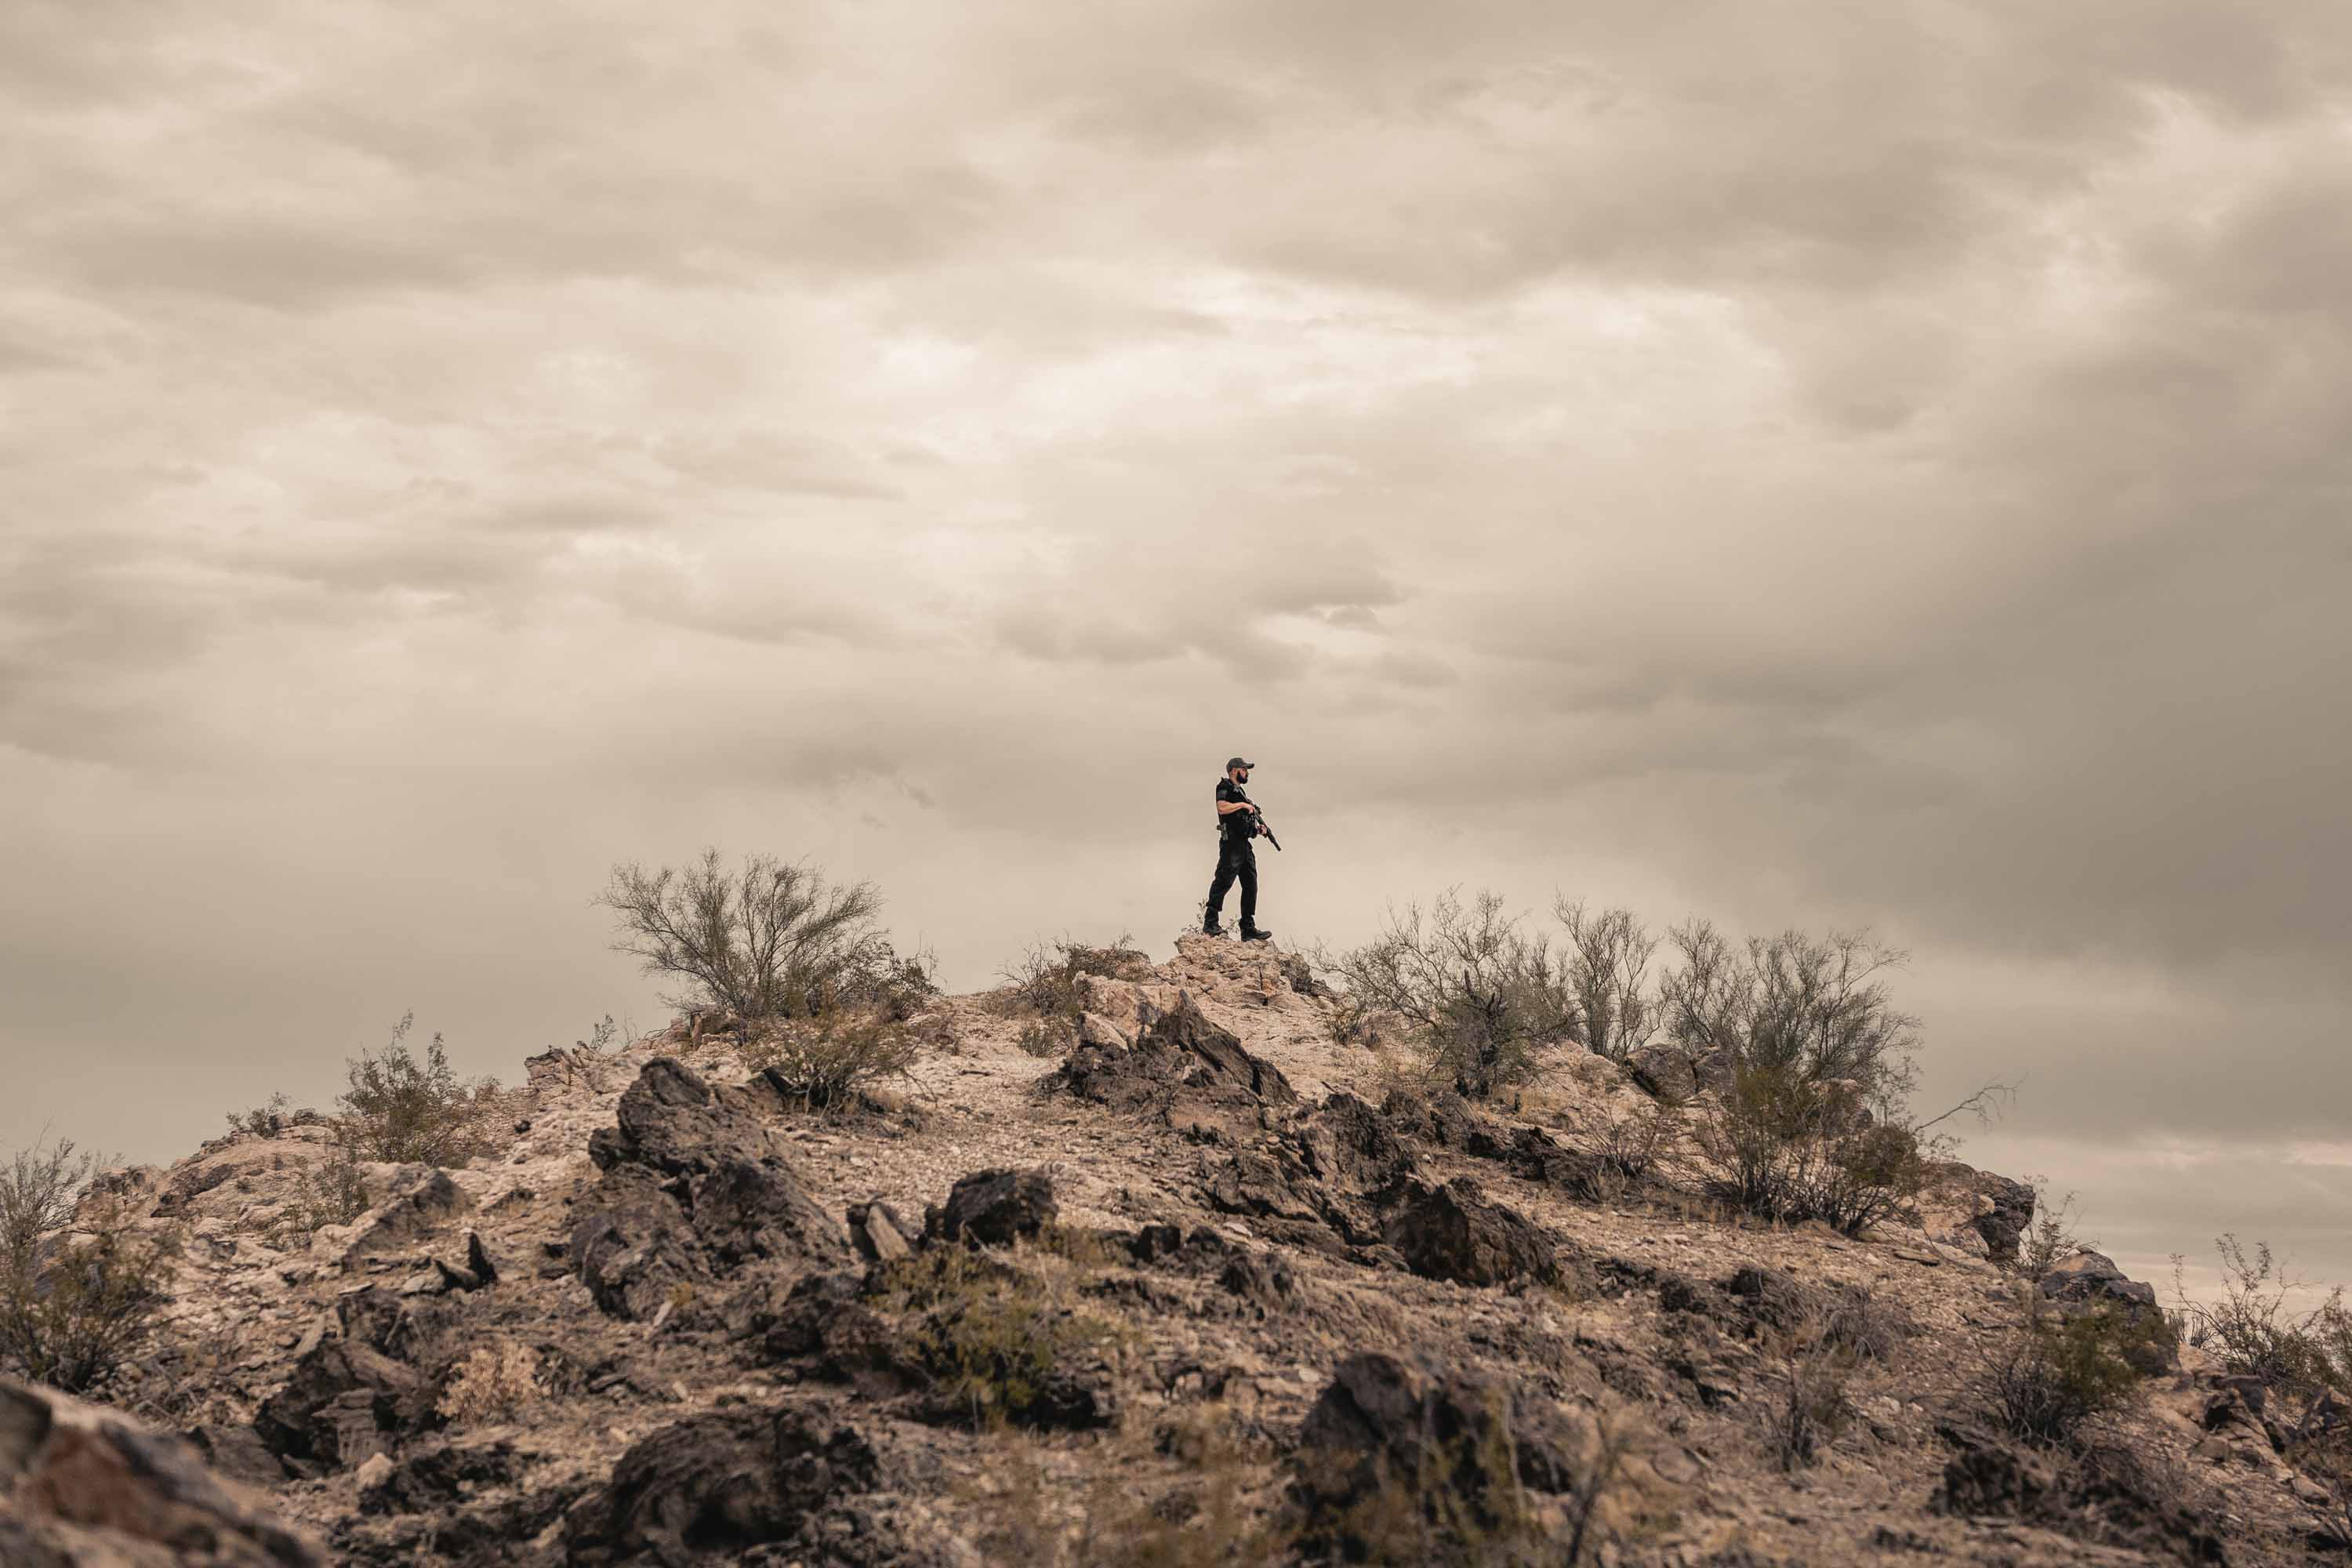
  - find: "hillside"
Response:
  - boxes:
[3,935,2339,1566]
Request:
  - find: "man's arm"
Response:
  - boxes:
[1216,799,1257,815]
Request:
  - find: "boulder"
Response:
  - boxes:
[572,1060,848,1321]
[845,1200,915,1264]
[1381,1178,1560,1288]
[1294,1354,1595,1559]
[2038,1250,2175,1373]
[562,1406,886,1567]
[1625,1043,1701,1103]
[1050,993,1297,1139]
[0,1377,325,1566]
[254,1338,436,1467]
[923,1168,1058,1249]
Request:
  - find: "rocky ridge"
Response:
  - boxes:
[5,935,2337,1565]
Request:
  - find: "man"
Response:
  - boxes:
[1204,756,1272,941]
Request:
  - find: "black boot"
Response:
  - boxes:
[1240,925,1273,942]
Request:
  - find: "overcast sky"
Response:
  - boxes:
[5,1,2349,1298]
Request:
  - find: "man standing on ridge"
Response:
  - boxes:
[1205,756,1273,942]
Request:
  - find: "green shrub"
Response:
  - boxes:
[877,1247,1128,1428]
[338,1012,506,1166]
[2172,1235,2350,1396]
[1,1136,172,1393]
[1693,1056,1926,1236]
[1976,1298,2149,1445]
[276,1143,372,1238]
[742,1005,920,1107]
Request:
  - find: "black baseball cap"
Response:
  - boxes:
[1226,756,1254,771]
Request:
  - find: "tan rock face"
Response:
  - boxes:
[0,1378,325,1567]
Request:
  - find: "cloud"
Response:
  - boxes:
[4,0,2352,1292]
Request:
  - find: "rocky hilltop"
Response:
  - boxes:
[3,936,2337,1565]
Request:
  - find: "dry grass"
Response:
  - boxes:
[438,1341,543,1425]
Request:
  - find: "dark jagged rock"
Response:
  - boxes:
[562,1405,886,1566]
[1219,1248,1301,1308]
[572,1059,848,1322]
[1934,1421,2056,1517]
[1625,1042,1704,1103]
[2,1376,326,1566]
[750,1272,909,1392]
[1294,1353,1592,1558]
[256,1337,437,1467]
[1380,1177,1562,1287]
[922,1167,1058,1248]
[1051,992,1297,1139]
[1379,1087,1479,1149]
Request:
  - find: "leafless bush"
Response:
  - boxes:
[601,849,928,1022]
[1658,922,1921,1112]
[998,933,1149,1018]
[2017,1185,2096,1283]
[742,1005,921,1108]
[337,1011,507,1167]
[1553,901,1660,1064]
[1590,1104,1681,1195]
[1320,890,1575,1099]
[2172,1236,2350,1398]
[1764,1317,1857,1471]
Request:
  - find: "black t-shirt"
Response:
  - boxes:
[1215,776,1255,843]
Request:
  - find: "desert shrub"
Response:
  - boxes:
[275,1144,372,1238]
[1,1137,173,1393]
[1974,1297,2149,1445]
[337,1012,506,1166]
[877,1247,1130,1428]
[438,1341,542,1424]
[1765,1319,1857,1471]
[601,849,924,1022]
[1553,901,1660,1064]
[1821,1286,1913,1363]
[1693,1055,1926,1236]
[741,1004,920,1107]
[998,934,1148,1059]
[1588,1104,1681,1197]
[224,1091,313,1139]
[968,1411,1291,1567]
[1320,890,1575,1099]
[999,933,1149,1019]
[2017,1184,2096,1283]
[2172,1235,2350,1398]
[1658,922,1920,1112]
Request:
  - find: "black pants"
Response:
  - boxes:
[1206,836,1258,930]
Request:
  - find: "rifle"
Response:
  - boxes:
[1253,808,1282,851]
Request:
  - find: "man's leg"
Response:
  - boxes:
[1236,844,1260,932]
[1205,840,1238,932]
